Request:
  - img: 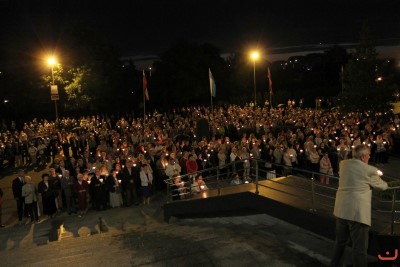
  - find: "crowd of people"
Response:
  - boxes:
[1,103,400,223]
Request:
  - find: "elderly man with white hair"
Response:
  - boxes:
[22,176,39,224]
[331,144,388,267]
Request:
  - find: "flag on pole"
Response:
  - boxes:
[209,68,216,98]
[143,70,149,101]
[267,66,273,95]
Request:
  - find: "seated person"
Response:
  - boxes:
[191,174,209,193]
[229,173,243,186]
[171,175,187,200]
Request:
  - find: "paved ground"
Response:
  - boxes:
[0,156,399,266]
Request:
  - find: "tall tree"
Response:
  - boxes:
[341,23,394,113]
[59,24,124,112]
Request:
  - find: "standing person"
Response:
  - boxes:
[73,173,89,217]
[28,143,38,166]
[121,159,139,206]
[60,170,76,215]
[282,148,292,176]
[49,168,62,212]
[319,153,332,185]
[21,176,39,223]
[229,147,239,173]
[272,144,283,175]
[309,146,320,174]
[139,164,153,205]
[69,133,80,159]
[90,169,108,211]
[106,169,123,208]
[165,157,182,180]
[185,154,198,182]
[217,148,227,178]
[0,187,5,228]
[12,169,26,225]
[240,146,250,180]
[331,144,388,267]
[37,173,57,219]
[155,154,168,190]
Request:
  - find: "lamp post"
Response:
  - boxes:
[48,57,58,126]
[251,51,259,107]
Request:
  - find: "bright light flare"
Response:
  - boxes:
[251,51,259,61]
[48,57,56,66]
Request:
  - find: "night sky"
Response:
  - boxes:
[1,0,400,61]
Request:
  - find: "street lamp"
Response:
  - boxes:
[251,51,259,106]
[48,57,58,125]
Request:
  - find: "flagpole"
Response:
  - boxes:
[268,66,273,109]
[143,69,146,126]
[209,68,216,139]
[210,88,213,131]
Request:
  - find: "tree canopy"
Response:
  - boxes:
[341,23,395,113]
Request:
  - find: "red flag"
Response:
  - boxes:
[143,70,149,101]
[267,67,273,96]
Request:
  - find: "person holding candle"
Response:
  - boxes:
[106,169,123,208]
[121,159,139,206]
[37,173,57,219]
[319,153,332,185]
[90,169,108,211]
[191,174,208,194]
[73,173,89,217]
[331,144,388,267]
[171,175,187,201]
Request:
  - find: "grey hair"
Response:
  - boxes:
[353,144,370,159]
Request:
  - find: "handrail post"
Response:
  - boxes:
[255,159,259,194]
[310,173,317,212]
[217,168,221,196]
[391,188,396,235]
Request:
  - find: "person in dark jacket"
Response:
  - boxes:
[37,173,57,218]
[121,159,139,206]
[12,169,26,224]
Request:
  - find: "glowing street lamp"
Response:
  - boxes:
[251,51,259,106]
[48,57,56,84]
[48,57,59,125]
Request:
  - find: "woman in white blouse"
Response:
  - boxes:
[140,164,153,205]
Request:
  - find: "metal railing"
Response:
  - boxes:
[164,158,400,235]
